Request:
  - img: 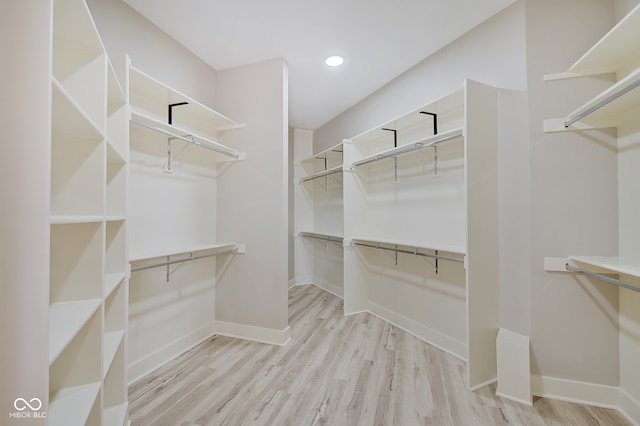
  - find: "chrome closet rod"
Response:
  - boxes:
[353,241,464,264]
[300,233,343,244]
[352,132,463,168]
[299,167,343,183]
[130,118,240,159]
[565,263,640,293]
[564,78,640,128]
[130,248,237,273]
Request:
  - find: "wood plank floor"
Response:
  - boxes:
[129,284,630,425]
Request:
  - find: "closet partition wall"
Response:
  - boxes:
[296,79,499,390]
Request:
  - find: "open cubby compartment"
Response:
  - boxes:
[53,0,106,137]
[106,148,127,218]
[129,66,243,137]
[103,340,127,425]
[346,239,468,357]
[105,219,126,277]
[348,89,464,160]
[50,222,104,303]
[51,83,106,218]
[107,63,129,160]
[49,308,103,426]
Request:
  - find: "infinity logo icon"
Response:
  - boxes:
[14,398,42,411]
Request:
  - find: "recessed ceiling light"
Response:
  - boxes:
[325,55,344,67]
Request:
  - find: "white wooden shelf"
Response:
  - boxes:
[544,3,640,80]
[350,127,464,168]
[103,330,125,377]
[350,236,466,257]
[52,77,104,139]
[129,66,244,134]
[131,110,244,161]
[544,67,640,132]
[49,299,101,364]
[48,382,101,426]
[105,273,125,299]
[570,256,640,280]
[50,215,104,224]
[299,164,343,183]
[103,403,129,426]
[299,231,344,241]
[130,242,239,262]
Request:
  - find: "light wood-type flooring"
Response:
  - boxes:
[129,284,630,425]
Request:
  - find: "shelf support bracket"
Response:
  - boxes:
[382,128,397,148]
[168,102,189,125]
[420,111,439,175]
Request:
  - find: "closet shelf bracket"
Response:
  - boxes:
[565,263,640,293]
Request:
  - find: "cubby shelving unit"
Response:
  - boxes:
[49,0,129,424]
[543,4,640,420]
[297,143,345,297]
[341,79,499,390]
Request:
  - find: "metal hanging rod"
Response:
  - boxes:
[565,263,640,293]
[130,248,237,273]
[130,118,240,159]
[352,131,463,168]
[353,241,464,264]
[300,232,343,244]
[564,77,640,128]
[299,166,343,183]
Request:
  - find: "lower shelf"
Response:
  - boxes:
[48,382,101,426]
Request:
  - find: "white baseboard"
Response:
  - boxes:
[290,277,312,288]
[128,321,217,384]
[619,388,640,426]
[531,374,620,409]
[313,279,344,299]
[214,320,292,346]
[367,301,466,361]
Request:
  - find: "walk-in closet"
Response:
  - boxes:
[2,0,639,424]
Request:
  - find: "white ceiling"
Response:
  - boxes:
[123,0,516,130]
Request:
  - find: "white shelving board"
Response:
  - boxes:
[544,3,640,80]
[49,299,102,364]
[129,242,240,263]
[129,66,244,135]
[48,382,102,426]
[103,330,125,377]
[350,236,466,256]
[570,256,640,281]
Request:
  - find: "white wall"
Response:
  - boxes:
[525,0,620,385]
[87,0,217,107]
[0,1,51,422]
[214,59,290,334]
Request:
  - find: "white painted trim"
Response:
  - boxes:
[620,388,640,426]
[128,321,217,384]
[531,374,621,409]
[496,328,532,405]
[214,320,292,346]
[312,279,344,299]
[290,277,312,288]
[367,301,467,361]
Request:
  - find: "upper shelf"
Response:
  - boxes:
[544,67,640,132]
[129,66,244,138]
[348,88,464,158]
[544,3,640,81]
[129,242,239,263]
[131,110,243,161]
[351,127,464,168]
[570,256,640,282]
